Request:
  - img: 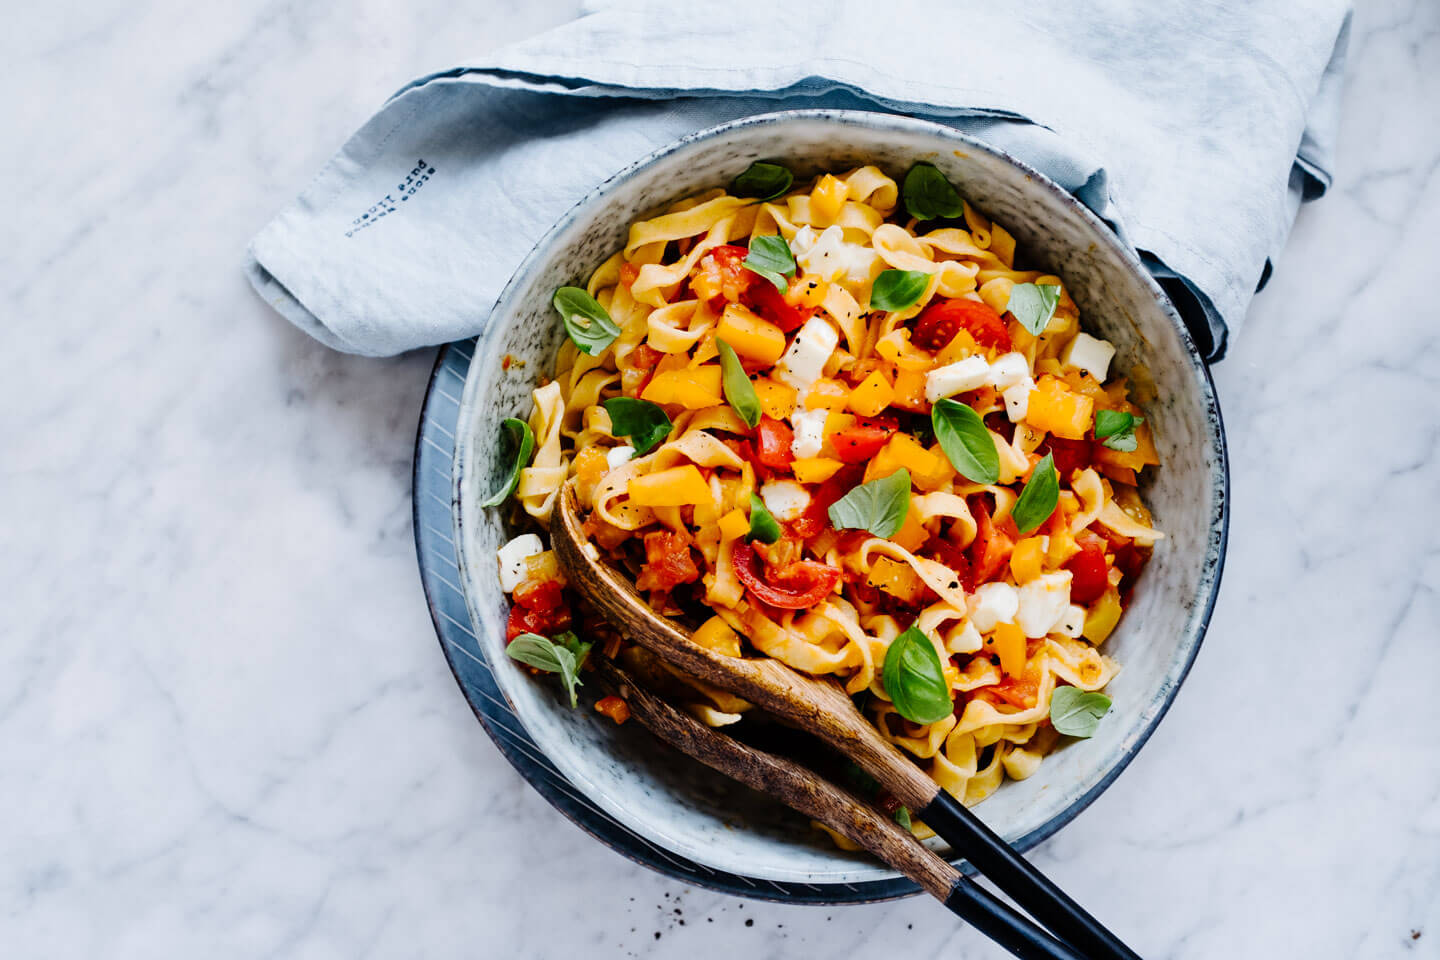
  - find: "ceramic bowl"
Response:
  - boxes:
[452,110,1227,888]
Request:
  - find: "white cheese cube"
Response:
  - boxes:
[790,225,818,255]
[605,445,635,470]
[795,225,847,281]
[1056,604,1086,638]
[925,356,991,403]
[945,618,984,655]
[1016,572,1073,638]
[760,480,811,522]
[1062,333,1116,381]
[775,317,839,393]
[789,407,829,459]
[1002,377,1036,423]
[988,352,1031,390]
[969,582,1019,634]
[497,533,545,593]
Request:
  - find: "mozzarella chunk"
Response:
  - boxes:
[760,480,811,522]
[775,317,838,393]
[969,582,1020,634]
[795,225,847,281]
[988,353,1030,390]
[945,618,985,655]
[1062,333,1116,381]
[790,225,819,255]
[606,445,635,470]
[925,356,991,403]
[497,533,545,593]
[1002,376,1036,422]
[789,407,829,459]
[1056,604,1086,638]
[1016,572,1073,638]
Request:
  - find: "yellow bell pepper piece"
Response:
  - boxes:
[693,615,743,658]
[891,368,930,413]
[991,621,1028,678]
[848,370,895,418]
[718,508,749,542]
[627,465,712,506]
[811,173,848,224]
[865,556,927,606]
[936,329,981,365]
[805,378,851,411]
[868,433,941,485]
[792,457,844,484]
[717,303,786,365]
[1009,537,1044,583]
[1025,376,1094,440]
[890,501,928,553]
[641,366,724,409]
[753,378,796,420]
[1083,587,1123,644]
[788,276,829,308]
[1046,523,1080,566]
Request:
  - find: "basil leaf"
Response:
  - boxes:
[602,397,671,455]
[882,624,953,724]
[732,161,794,201]
[828,468,912,539]
[931,399,999,484]
[748,493,782,544]
[718,339,761,428]
[869,270,931,312]
[507,631,592,708]
[480,417,535,507]
[1011,453,1059,534]
[553,286,621,355]
[1095,409,1143,453]
[902,162,965,221]
[842,761,881,798]
[744,234,796,293]
[1007,283,1061,336]
[894,806,913,830]
[1049,686,1112,738]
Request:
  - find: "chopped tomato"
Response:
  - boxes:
[594,695,631,725]
[636,530,701,592]
[731,539,841,609]
[754,416,795,470]
[505,603,573,643]
[913,298,1012,352]
[691,244,753,307]
[968,496,1015,586]
[987,675,1040,709]
[619,262,640,288]
[513,578,565,612]
[1113,542,1148,586]
[928,537,976,592]
[622,343,665,396]
[830,415,897,464]
[789,469,860,539]
[742,279,811,332]
[1065,532,1110,605]
[1044,436,1094,479]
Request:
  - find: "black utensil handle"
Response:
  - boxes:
[945,879,1088,960]
[921,791,1142,960]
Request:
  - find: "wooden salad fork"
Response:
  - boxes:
[553,481,1141,960]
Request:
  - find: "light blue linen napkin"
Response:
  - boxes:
[245,0,1352,363]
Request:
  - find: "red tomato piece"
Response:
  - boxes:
[513,578,565,611]
[928,537,976,592]
[1044,436,1094,479]
[968,496,1015,586]
[742,279,811,332]
[788,470,858,539]
[829,415,897,464]
[505,602,573,643]
[635,530,701,593]
[987,675,1040,709]
[731,539,841,609]
[754,416,796,470]
[1065,532,1110,605]
[913,298,1013,352]
[691,244,753,307]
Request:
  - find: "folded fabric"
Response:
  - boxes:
[246,0,1352,363]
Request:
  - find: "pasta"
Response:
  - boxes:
[493,162,1163,837]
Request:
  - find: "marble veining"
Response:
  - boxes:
[3,0,1437,957]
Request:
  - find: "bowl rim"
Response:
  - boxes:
[450,107,1230,887]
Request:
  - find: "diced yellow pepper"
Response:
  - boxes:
[891,502,928,553]
[1025,376,1094,440]
[868,433,941,485]
[788,276,829,308]
[627,465,712,506]
[1010,537,1044,583]
[1083,588,1122,644]
[848,370,895,417]
[717,303,786,365]
[891,368,930,413]
[865,556,927,606]
[824,412,855,438]
[792,457,844,484]
[1047,523,1080,566]
[936,329,980,366]
[718,508,749,542]
[693,615,743,658]
[573,446,609,504]
[991,621,1028,678]
[641,366,724,409]
[753,378,796,420]
[811,173,848,224]
[805,378,851,411]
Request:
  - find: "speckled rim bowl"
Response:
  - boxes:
[452,110,1227,888]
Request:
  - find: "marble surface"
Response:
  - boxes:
[4,1,1437,956]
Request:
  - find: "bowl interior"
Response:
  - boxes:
[454,111,1225,885]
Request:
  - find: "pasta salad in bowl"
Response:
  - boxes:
[453,111,1225,888]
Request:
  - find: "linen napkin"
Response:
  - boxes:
[245,0,1352,363]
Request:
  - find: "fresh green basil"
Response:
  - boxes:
[602,397,671,455]
[480,417,535,507]
[1007,283,1061,336]
[901,162,965,221]
[747,493,782,544]
[718,339,760,428]
[931,399,999,484]
[1095,409,1144,453]
[842,760,881,798]
[882,624,953,724]
[553,286,621,355]
[828,468,912,539]
[507,631,592,708]
[1011,452,1059,534]
[1049,686,1112,737]
[732,161,794,201]
[869,269,931,312]
[894,806,913,830]
[744,234,796,293]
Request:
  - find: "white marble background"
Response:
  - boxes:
[4,1,1437,957]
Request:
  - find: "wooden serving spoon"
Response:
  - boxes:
[552,481,1140,960]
